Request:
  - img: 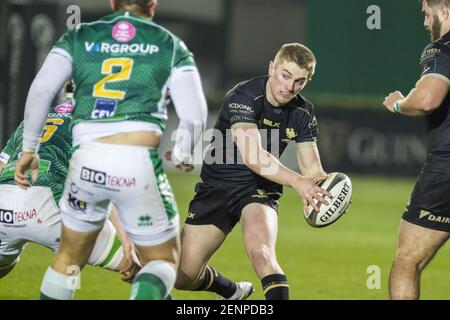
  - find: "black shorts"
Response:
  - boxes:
[186,181,281,234]
[403,171,450,232]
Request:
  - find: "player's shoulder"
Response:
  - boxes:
[421,32,450,61]
[228,76,267,103]
[289,94,315,117]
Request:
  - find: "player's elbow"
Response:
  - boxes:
[420,98,440,113]
[29,81,57,104]
[417,92,442,113]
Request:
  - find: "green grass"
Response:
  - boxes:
[1,173,449,300]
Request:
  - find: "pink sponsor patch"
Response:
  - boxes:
[55,102,74,114]
[112,21,136,42]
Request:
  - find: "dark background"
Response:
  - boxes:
[0,0,430,176]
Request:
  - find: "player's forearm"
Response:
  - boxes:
[396,87,440,117]
[244,147,301,187]
[22,51,73,152]
[301,165,326,178]
[170,66,208,162]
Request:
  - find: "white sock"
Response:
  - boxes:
[130,260,176,300]
[40,267,78,300]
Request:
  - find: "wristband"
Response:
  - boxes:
[393,100,402,114]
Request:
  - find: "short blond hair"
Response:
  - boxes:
[114,0,155,11]
[424,0,450,7]
[274,43,316,77]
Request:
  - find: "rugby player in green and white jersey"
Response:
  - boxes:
[0,88,138,283]
[15,0,207,300]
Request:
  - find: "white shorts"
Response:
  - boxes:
[59,142,179,246]
[0,185,122,270]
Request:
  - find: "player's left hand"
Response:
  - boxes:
[119,241,141,283]
[14,151,40,189]
[383,91,405,112]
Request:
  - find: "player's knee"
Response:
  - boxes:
[248,245,274,269]
[174,249,207,290]
[175,264,202,290]
[395,247,427,269]
[0,255,19,279]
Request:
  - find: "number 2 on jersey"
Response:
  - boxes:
[93,58,134,100]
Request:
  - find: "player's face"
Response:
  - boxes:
[423,1,443,41]
[267,60,312,107]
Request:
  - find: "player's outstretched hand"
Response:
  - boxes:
[15,152,39,189]
[292,175,331,213]
[164,150,194,173]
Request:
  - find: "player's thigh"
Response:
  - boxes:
[241,203,278,254]
[0,238,26,277]
[57,223,102,268]
[135,235,180,266]
[87,219,123,270]
[396,219,449,267]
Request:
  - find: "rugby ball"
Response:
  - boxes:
[304,172,352,228]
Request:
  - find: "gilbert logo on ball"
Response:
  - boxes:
[112,21,136,42]
[304,172,353,228]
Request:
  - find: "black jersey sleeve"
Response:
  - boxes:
[420,42,450,81]
[295,107,318,144]
[227,92,260,127]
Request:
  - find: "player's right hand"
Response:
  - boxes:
[14,151,40,189]
[164,150,194,173]
[292,175,331,212]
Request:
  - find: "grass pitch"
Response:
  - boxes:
[1,173,449,300]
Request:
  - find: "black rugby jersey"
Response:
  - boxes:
[201,76,318,191]
[420,31,450,172]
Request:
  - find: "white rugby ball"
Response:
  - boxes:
[304,172,352,228]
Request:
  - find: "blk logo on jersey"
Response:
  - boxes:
[0,208,37,224]
[92,99,117,119]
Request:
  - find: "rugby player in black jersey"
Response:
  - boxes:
[174,43,331,300]
[384,0,450,300]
